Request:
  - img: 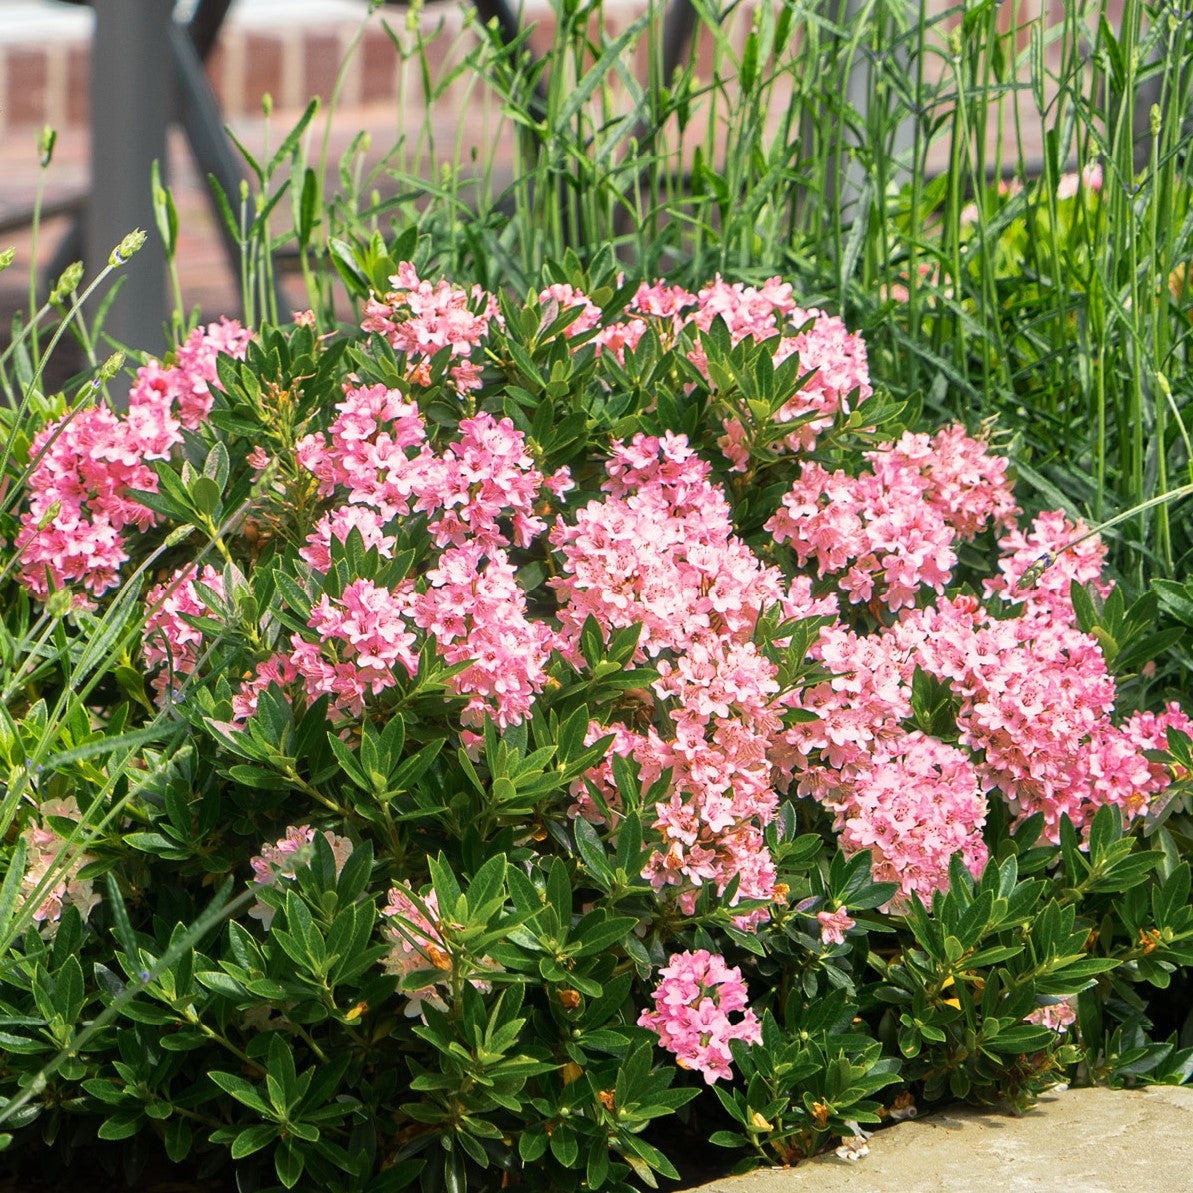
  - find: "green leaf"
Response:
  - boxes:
[226,764,293,791]
[267,1030,298,1112]
[0,837,28,946]
[97,1113,142,1141]
[274,1137,305,1189]
[164,1115,192,1163]
[208,1071,273,1116]
[984,1024,1055,1054]
[232,1123,278,1159]
[105,873,141,965]
[574,818,612,882]
[188,476,221,517]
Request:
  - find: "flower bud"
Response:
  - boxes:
[38,125,56,168]
[109,229,147,268]
[45,587,74,619]
[0,247,15,272]
[91,351,126,390]
[49,261,84,305]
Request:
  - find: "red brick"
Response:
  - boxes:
[242,32,283,114]
[7,49,49,127]
[361,26,397,105]
[526,12,556,60]
[205,41,227,110]
[303,31,341,106]
[66,44,90,127]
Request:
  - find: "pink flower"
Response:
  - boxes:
[143,563,226,700]
[298,579,419,717]
[539,283,603,336]
[414,412,553,551]
[232,652,300,723]
[361,262,498,393]
[299,505,397,573]
[413,544,554,729]
[20,797,100,932]
[984,509,1111,629]
[296,382,428,518]
[638,949,761,1084]
[14,320,251,601]
[551,432,784,661]
[817,906,856,946]
[248,825,353,929]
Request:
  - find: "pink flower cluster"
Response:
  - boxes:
[248,824,353,929]
[14,320,250,601]
[299,505,398,572]
[658,276,873,461]
[296,382,428,519]
[235,578,419,723]
[413,411,568,551]
[361,262,499,393]
[299,579,421,715]
[554,433,792,920]
[530,276,871,463]
[889,568,1160,842]
[637,949,761,1084]
[143,564,226,701]
[412,544,554,728]
[539,283,603,338]
[827,733,989,905]
[587,281,697,360]
[773,619,990,902]
[766,425,1019,612]
[983,508,1110,626]
[769,476,1192,894]
[639,637,784,922]
[551,432,782,660]
[775,492,1193,876]
[767,459,957,611]
[246,394,567,730]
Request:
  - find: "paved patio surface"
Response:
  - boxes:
[690,1085,1193,1193]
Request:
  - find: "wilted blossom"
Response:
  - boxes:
[248,825,354,929]
[817,906,856,946]
[380,885,499,1018]
[1026,998,1078,1032]
[20,797,100,933]
[380,885,453,1017]
[638,949,761,1084]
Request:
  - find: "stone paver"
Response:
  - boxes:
[691,1086,1193,1193]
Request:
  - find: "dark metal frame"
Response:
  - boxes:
[55,0,699,348]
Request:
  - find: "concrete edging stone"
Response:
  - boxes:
[688,1085,1193,1193]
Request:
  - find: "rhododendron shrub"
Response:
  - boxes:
[2,265,1192,1193]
